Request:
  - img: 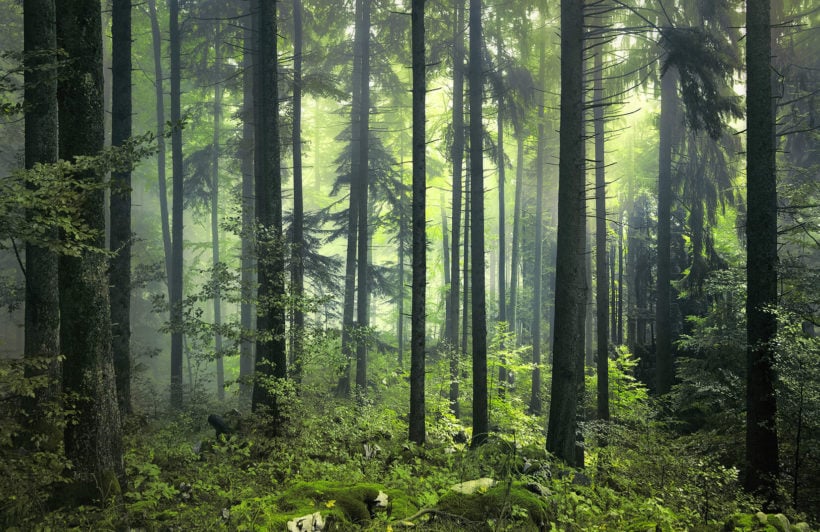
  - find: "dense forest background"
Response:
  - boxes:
[0,0,818,529]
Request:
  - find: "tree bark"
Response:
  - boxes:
[593,47,609,421]
[546,0,585,466]
[56,0,125,498]
[655,65,677,395]
[24,0,60,414]
[409,0,426,445]
[355,0,372,395]
[168,0,184,409]
[110,0,132,415]
[509,134,523,341]
[290,0,305,382]
[448,0,465,417]
[469,0,488,448]
[744,0,779,505]
[252,0,287,417]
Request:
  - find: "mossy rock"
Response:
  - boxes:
[436,480,554,530]
[264,480,411,530]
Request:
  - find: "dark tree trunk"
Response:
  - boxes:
[460,156,471,416]
[655,65,677,396]
[290,0,305,382]
[546,0,585,467]
[617,218,624,345]
[409,0,426,445]
[24,0,60,414]
[744,0,779,506]
[354,0,372,395]
[448,0,465,417]
[110,0,132,416]
[469,0,488,448]
[239,9,256,407]
[530,42,546,416]
[397,191,406,368]
[56,0,125,498]
[338,0,366,397]
[168,0,184,409]
[211,32,224,401]
[23,0,61,453]
[593,47,609,421]
[252,0,287,416]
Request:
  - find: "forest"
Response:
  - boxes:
[0,0,818,529]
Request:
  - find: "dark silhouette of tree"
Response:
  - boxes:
[290,0,305,382]
[447,0,466,417]
[110,0,132,415]
[744,0,780,506]
[56,0,125,498]
[469,0,488,448]
[252,0,287,418]
[23,0,60,423]
[168,0,184,409]
[546,0,585,466]
[409,0,426,445]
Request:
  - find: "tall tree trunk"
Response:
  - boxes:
[593,47,609,421]
[56,0,125,498]
[290,0,305,382]
[448,0,465,416]
[147,0,171,287]
[655,65,677,396]
[617,217,624,345]
[24,0,60,433]
[211,32,224,401]
[546,0,585,466]
[355,0,372,395]
[409,0,426,444]
[460,157,470,416]
[744,0,779,505]
[168,0,184,409]
[239,8,256,407]
[397,186,406,368]
[509,134,523,341]
[338,0,365,397]
[252,0,287,417]
[110,0,132,415]
[530,42,546,416]
[495,16,507,396]
[469,0,488,448]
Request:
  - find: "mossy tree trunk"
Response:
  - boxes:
[56,0,125,499]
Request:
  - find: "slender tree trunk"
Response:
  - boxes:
[610,242,617,342]
[24,0,60,433]
[530,42,546,416]
[168,0,184,408]
[546,0,585,466]
[290,0,305,382]
[460,158,470,414]
[397,187,406,368]
[409,0,426,444]
[744,0,779,505]
[495,17,507,396]
[617,217,624,345]
[252,0,287,416]
[338,0,365,397]
[355,0,372,395]
[655,65,677,395]
[442,204,451,332]
[509,134,523,341]
[147,0,171,286]
[56,0,125,498]
[593,47,609,421]
[239,8,256,406]
[469,0,488,448]
[211,33,224,401]
[448,0,465,416]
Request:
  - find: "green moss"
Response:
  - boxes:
[436,480,554,530]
